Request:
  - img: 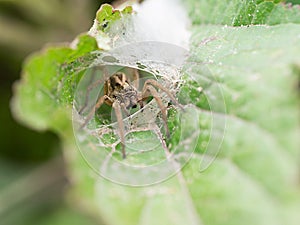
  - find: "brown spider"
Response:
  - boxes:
[81,70,180,159]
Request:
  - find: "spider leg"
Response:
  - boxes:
[142,85,170,138]
[120,103,130,117]
[78,68,108,115]
[112,101,126,159]
[132,68,140,90]
[80,95,111,129]
[136,92,145,111]
[144,79,183,109]
[138,100,144,109]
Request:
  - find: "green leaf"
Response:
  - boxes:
[95,4,133,32]
[184,0,300,25]
[11,1,300,225]
[11,34,98,134]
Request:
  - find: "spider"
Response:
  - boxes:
[80,70,181,159]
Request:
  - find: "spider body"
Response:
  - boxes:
[82,70,180,159]
[104,72,141,110]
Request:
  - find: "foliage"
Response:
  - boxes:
[11,1,300,225]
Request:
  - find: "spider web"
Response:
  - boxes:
[71,1,225,185]
[72,41,204,185]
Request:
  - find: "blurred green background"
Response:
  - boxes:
[0,1,113,224]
